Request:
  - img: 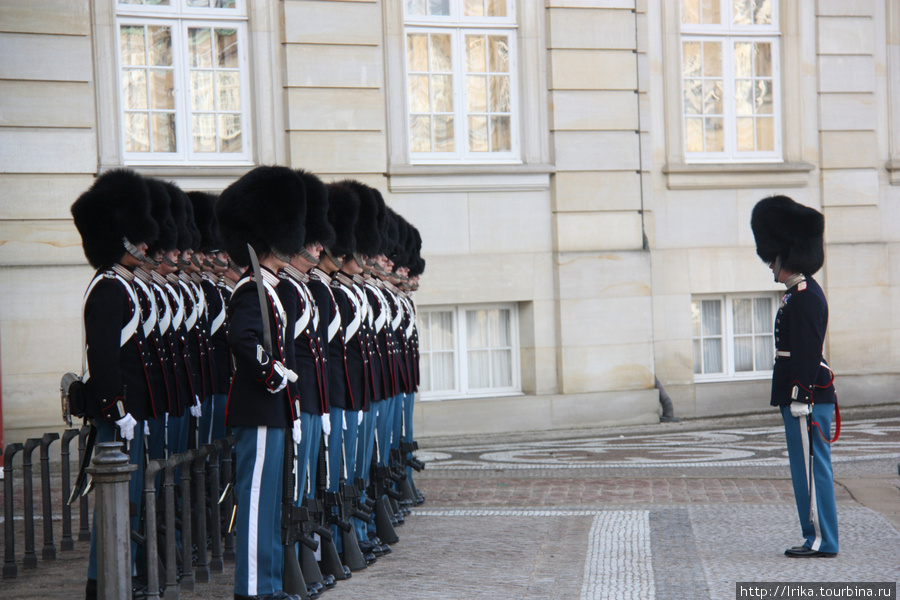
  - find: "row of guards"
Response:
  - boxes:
[4,164,427,600]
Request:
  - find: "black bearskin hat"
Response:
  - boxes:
[751,195,825,275]
[146,178,178,254]
[296,170,335,248]
[381,207,400,258]
[409,256,426,278]
[216,166,307,267]
[345,181,382,258]
[324,181,359,259]
[390,214,410,268]
[164,182,195,252]
[187,191,223,253]
[71,169,158,269]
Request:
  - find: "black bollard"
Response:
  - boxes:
[77,426,92,542]
[143,459,166,600]
[179,449,196,592]
[40,432,60,560]
[22,438,41,569]
[207,440,225,573]
[163,457,179,600]
[192,446,210,583]
[3,443,25,579]
[60,429,80,551]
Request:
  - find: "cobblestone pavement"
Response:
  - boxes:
[3,405,899,599]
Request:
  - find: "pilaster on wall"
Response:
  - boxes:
[547,0,654,396]
[817,1,900,396]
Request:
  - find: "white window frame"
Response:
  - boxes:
[115,0,253,166]
[680,0,782,163]
[418,303,521,401]
[402,1,520,165]
[692,292,779,382]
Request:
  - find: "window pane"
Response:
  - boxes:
[468,115,488,151]
[432,74,453,112]
[702,42,721,77]
[406,0,427,16]
[701,0,721,24]
[683,42,701,77]
[492,349,512,387]
[218,71,241,111]
[407,34,428,71]
[705,117,723,151]
[754,298,772,332]
[466,309,488,348]
[734,0,752,25]
[429,0,450,16]
[189,28,213,68]
[122,69,148,110]
[685,117,703,152]
[216,0,236,7]
[755,335,774,369]
[149,69,174,110]
[432,352,455,390]
[684,79,702,114]
[734,42,752,78]
[410,116,432,152]
[409,75,430,112]
[468,350,490,388]
[467,75,487,112]
[755,42,772,77]
[151,113,176,152]
[757,117,774,151]
[217,113,241,153]
[691,301,701,337]
[192,113,216,152]
[693,339,702,374]
[703,80,722,114]
[486,0,507,17]
[488,36,509,72]
[434,115,454,151]
[736,117,754,151]
[701,300,721,336]
[490,75,510,112]
[464,0,483,17]
[435,311,454,349]
[188,0,209,6]
[734,336,753,371]
[216,28,238,68]
[682,0,700,24]
[124,112,150,152]
[702,338,723,373]
[735,80,753,115]
[466,35,486,72]
[733,298,752,334]
[755,80,773,114]
[430,34,452,72]
[191,71,214,111]
[121,26,146,67]
[754,0,772,25]
[490,116,511,151]
[149,26,172,67]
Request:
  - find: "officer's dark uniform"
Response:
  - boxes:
[752,195,838,558]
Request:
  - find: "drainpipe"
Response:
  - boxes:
[655,377,679,423]
[1,328,5,478]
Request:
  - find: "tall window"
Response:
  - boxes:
[692,293,777,380]
[116,0,251,164]
[404,0,518,163]
[418,304,520,399]
[681,0,781,161]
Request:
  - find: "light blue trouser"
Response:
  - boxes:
[354,407,378,541]
[199,393,228,445]
[327,407,358,492]
[295,412,321,500]
[233,426,285,597]
[402,392,416,480]
[87,419,144,580]
[375,395,398,467]
[781,403,839,554]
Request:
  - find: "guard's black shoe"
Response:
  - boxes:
[322,575,337,589]
[784,546,837,558]
[85,578,97,600]
[234,592,303,600]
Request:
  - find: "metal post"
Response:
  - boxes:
[221,436,235,562]
[143,459,166,600]
[192,445,210,583]
[207,440,224,573]
[87,442,137,600]
[77,426,92,542]
[163,457,179,600]
[40,432,60,560]
[179,449,196,592]
[3,443,24,579]
[22,438,40,569]
[60,429,80,551]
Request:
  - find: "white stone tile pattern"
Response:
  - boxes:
[581,510,655,600]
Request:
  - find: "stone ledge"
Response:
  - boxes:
[662,161,815,190]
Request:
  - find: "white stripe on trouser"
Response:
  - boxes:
[247,426,267,595]
[797,419,822,551]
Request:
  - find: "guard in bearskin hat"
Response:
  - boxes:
[216,166,304,600]
[751,195,838,558]
[70,169,158,598]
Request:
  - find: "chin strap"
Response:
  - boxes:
[299,247,320,265]
[324,248,343,270]
[123,237,159,267]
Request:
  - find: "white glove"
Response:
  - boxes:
[190,396,202,418]
[790,401,811,418]
[342,412,347,431]
[357,410,363,426]
[292,419,302,445]
[144,421,150,436]
[115,414,138,441]
[269,361,298,394]
[322,415,332,436]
